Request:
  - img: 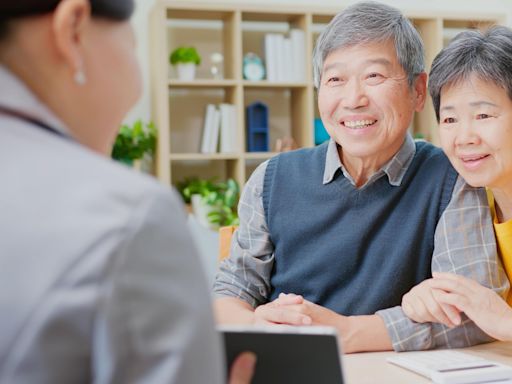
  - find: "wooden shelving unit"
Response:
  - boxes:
[150,1,503,188]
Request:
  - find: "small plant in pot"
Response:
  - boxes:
[111,120,157,170]
[177,177,240,229]
[169,46,201,81]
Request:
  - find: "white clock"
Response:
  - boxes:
[243,53,265,81]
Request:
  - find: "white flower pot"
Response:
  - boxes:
[191,194,215,229]
[176,63,196,81]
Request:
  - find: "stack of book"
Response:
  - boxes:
[200,103,237,154]
[264,29,306,82]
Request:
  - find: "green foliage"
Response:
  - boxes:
[177,177,240,227]
[111,120,157,163]
[169,46,201,66]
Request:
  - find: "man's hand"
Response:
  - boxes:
[401,279,462,328]
[266,294,392,353]
[430,272,512,341]
[228,352,256,384]
[253,293,312,325]
[272,294,343,327]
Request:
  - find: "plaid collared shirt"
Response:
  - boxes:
[213,134,509,351]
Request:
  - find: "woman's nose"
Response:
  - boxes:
[454,121,481,147]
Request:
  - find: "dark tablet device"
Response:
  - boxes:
[218,325,344,384]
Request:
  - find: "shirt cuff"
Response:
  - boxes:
[376,306,434,351]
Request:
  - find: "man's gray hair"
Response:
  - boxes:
[312,1,425,89]
[429,25,512,122]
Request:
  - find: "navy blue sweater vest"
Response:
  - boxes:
[263,141,457,315]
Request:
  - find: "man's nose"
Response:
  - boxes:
[340,78,369,109]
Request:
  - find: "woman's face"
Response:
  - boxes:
[81,18,141,147]
[439,76,512,190]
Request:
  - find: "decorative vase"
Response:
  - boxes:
[176,63,196,81]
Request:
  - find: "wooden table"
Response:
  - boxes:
[343,342,512,383]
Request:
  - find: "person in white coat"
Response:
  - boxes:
[0,0,254,383]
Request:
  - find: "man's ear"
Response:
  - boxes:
[51,0,91,76]
[413,72,428,112]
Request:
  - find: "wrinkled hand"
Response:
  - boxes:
[228,352,256,384]
[253,293,312,325]
[430,272,512,341]
[275,294,343,327]
[402,278,462,327]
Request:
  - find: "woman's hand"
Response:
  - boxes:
[402,278,462,327]
[430,272,512,341]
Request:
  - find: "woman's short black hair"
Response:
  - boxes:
[0,0,134,41]
[0,0,134,20]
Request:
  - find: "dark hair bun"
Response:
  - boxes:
[0,0,134,20]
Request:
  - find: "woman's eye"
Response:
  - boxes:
[327,77,340,83]
[443,117,456,124]
[476,113,490,120]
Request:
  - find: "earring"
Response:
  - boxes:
[74,70,87,86]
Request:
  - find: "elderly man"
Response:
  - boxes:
[213,1,508,353]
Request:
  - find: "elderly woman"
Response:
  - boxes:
[402,26,512,341]
[0,0,253,382]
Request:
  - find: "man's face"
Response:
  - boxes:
[439,76,512,190]
[317,40,425,167]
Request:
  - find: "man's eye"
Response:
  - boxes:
[327,77,340,83]
[366,73,384,84]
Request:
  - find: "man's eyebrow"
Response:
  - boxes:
[323,58,392,73]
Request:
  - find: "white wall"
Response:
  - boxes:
[126,0,512,124]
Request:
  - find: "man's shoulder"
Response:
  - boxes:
[413,140,452,167]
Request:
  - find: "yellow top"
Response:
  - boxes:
[488,190,512,306]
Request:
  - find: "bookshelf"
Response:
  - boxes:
[150,1,503,188]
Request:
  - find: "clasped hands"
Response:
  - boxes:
[253,293,340,327]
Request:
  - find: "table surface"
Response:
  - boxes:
[343,341,512,383]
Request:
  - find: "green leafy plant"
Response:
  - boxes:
[111,120,157,164]
[177,177,240,227]
[169,46,201,66]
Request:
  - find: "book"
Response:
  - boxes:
[200,104,216,153]
[219,103,237,153]
[208,106,221,153]
[264,33,277,82]
[290,29,306,82]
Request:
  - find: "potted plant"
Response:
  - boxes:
[111,120,157,170]
[177,177,240,229]
[169,46,201,81]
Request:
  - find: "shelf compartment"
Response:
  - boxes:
[244,87,312,152]
[169,87,241,154]
[166,9,240,80]
[171,158,243,187]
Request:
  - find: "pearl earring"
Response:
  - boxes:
[74,70,87,86]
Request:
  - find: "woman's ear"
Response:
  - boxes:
[52,0,91,84]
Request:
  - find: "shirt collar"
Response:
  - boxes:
[323,133,416,187]
[0,65,70,137]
